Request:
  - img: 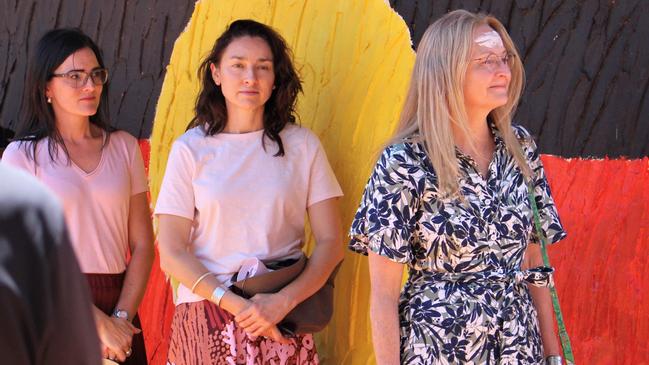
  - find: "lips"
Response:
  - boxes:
[79,96,96,101]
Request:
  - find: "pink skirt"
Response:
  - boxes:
[167,300,319,365]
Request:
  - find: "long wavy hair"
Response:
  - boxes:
[188,19,302,156]
[390,9,531,196]
[15,27,112,162]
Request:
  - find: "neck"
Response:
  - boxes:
[55,116,97,142]
[453,108,492,154]
[223,107,264,134]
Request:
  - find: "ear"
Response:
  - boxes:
[44,84,52,101]
[210,63,221,86]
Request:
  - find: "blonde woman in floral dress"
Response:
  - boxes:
[350,10,566,365]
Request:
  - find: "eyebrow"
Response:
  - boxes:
[59,67,103,72]
[228,56,273,62]
[475,50,508,58]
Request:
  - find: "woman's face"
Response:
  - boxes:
[211,36,275,114]
[463,24,512,115]
[46,47,103,122]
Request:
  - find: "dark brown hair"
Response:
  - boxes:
[188,19,302,156]
[15,28,112,162]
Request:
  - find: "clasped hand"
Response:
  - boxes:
[235,292,293,342]
[97,314,140,362]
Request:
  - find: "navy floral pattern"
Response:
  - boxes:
[349,124,566,364]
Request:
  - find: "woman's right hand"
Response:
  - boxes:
[95,311,140,362]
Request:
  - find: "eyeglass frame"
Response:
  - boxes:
[471,52,516,72]
[49,68,109,88]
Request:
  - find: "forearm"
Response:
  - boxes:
[160,247,250,316]
[528,284,561,356]
[278,237,343,309]
[115,245,154,318]
[370,298,401,365]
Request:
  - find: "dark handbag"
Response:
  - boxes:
[230,253,340,336]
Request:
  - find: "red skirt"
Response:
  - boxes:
[167,300,319,365]
[86,273,148,365]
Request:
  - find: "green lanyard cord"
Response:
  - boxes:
[527,183,576,365]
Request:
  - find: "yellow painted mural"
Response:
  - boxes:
[149,0,415,363]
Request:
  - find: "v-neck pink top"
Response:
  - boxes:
[2,131,148,273]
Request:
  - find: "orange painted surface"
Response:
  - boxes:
[137,139,649,364]
[542,156,649,364]
[139,248,174,364]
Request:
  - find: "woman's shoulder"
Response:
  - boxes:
[281,123,314,142]
[109,130,138,146]
[509,123,537,151]
[380,135,427,163]
[511,124,532,139]
[279,124,325,156]
[3,139,38,159]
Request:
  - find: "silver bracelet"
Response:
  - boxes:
[545,355,562,365]
[211,285,228,306]
[190,272,213,293]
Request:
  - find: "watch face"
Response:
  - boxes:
[113,309,128,320]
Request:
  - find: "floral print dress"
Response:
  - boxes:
[349,124,566,365]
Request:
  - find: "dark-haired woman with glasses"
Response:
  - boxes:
[2,28,153,364]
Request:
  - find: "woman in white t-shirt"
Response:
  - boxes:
[156,19,344,364]
[2,28,154,364]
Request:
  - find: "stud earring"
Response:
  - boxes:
[47,97,52,103]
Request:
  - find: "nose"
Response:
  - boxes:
[243,66,257,84]
[494,61,511,77]
[81,74,97,90]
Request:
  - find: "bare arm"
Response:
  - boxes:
[368,250,403,365]
[157,214,249,315]
[524,243,561,357]
[97,192,154,361]
[157,214,289,342]
[116,192,155,318]
[236,197,344,335]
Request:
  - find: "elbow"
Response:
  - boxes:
[333,239,345,265]
[369,293,399,321]
[158,243,176,275]
[130,239,155,267]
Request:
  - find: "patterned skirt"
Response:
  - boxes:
[86,273,148,365]
[167,300,319,365]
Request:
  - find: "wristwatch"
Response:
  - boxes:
[112,308,129,321]
[545,355,562,365]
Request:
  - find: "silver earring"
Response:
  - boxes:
[47,97,52,103]
[272,85,276,90]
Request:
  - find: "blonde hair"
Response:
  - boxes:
[391,9,531,196]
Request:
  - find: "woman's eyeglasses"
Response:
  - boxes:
[50,68,109,88]
[473,53,516,72]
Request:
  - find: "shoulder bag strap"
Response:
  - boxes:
[527,182,576,365]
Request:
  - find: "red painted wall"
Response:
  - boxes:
[543,156,649,364]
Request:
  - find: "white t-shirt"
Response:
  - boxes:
[2,131,149,274]
[154,124,343,305]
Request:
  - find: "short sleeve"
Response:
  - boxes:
[305,133,343,206]
[126,135,148,195]
[348,144,422,264]
[1,141,36,175]
[515,125,567,245]
[154,140,196,220]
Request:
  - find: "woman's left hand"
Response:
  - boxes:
[234,292,294,336]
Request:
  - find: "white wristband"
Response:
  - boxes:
[211,286,228,306]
